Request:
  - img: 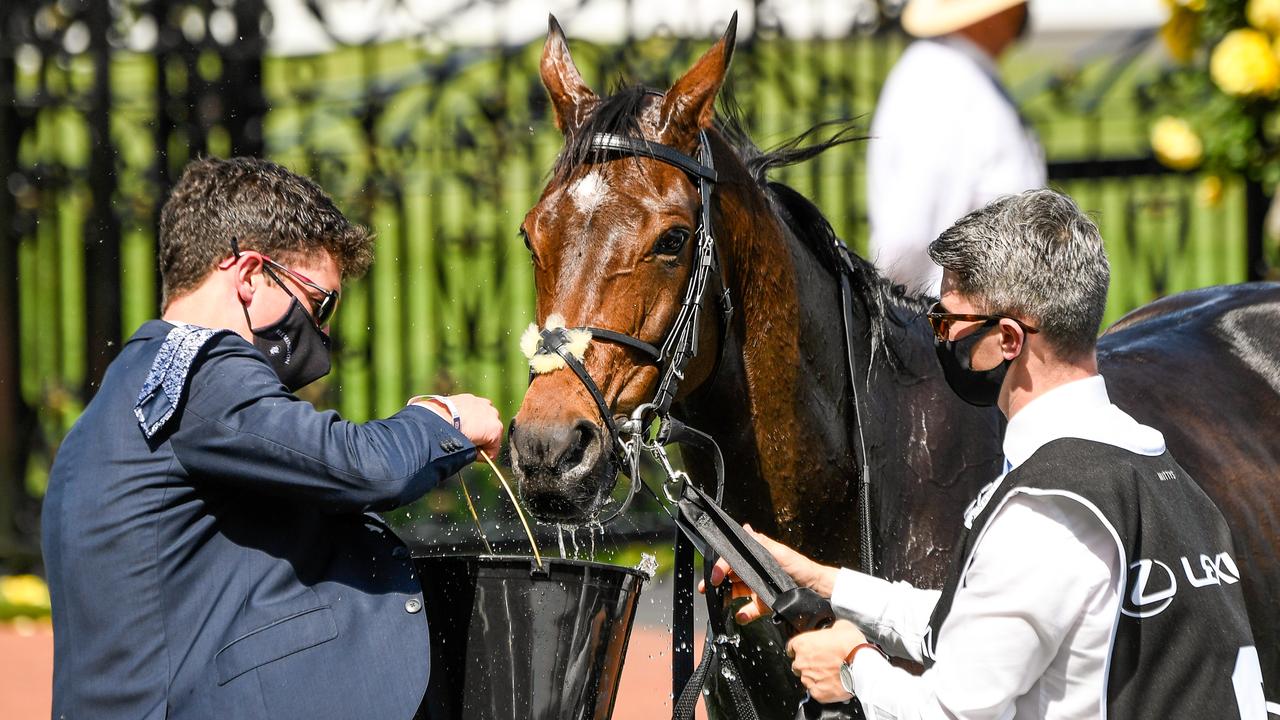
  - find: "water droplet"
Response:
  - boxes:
[635,552,659,579]
[715,633,742,647]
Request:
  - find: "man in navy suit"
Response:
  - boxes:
[42,157,503,719]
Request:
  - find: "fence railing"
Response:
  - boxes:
[0,0,1261,570]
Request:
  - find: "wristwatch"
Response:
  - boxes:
[408,394,462,430]
[839,642,885,697]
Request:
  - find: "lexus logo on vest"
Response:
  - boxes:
[1122,552,1241,618]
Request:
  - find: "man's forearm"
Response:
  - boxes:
[829,568,941,663]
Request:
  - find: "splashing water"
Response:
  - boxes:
[714,633,742,648]
[557,525,568,560]
[635,553,659,579]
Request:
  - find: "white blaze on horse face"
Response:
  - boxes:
[569,171,611,214]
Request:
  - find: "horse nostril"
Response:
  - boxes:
[555,420,599,473]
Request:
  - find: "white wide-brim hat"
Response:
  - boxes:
[901,0,1028,38]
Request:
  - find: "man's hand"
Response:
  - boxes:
[698,526,838,624]
[786,619,866,704]
[412,394,503,459]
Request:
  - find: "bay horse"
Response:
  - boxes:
[507,16,1280,717]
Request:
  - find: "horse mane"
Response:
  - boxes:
[552,83,653,181]
[550,82,930,369]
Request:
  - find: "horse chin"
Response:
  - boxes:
[518,456,621,525]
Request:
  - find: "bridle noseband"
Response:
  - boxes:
[527,128,733,523]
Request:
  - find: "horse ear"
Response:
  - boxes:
[540,15,597,133]
[660,12,737,142]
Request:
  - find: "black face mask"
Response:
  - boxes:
[250,298,332,391]
[934,325,1011,407]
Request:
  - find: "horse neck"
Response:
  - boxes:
[679,157,869,566]
[677,141,1003,577]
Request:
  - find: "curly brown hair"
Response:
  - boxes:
[158,157,373,306]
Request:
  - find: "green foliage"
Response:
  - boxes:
[0,575,51,620]
[1151,0,1280,184]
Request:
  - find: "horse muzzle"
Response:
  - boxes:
[508,418,619,523]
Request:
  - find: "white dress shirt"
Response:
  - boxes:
[867,36,1046,297]
[831,376,1167,720]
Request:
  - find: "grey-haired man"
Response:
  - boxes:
[710,189,1263,718]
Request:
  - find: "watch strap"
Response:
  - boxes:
[426,395,462,430]
[840,642,886,696]
[408,394,462,430]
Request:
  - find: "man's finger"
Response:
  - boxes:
[734,601,763,624]
[709,558,732,586]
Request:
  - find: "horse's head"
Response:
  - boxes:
[509,15,737,523]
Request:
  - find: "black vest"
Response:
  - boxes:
[922,438,1261,718]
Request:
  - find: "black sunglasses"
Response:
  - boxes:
[926,301,1039,343]
[230,238,340,327]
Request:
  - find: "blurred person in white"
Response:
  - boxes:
[868,0,1045,297]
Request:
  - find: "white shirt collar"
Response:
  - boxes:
[933,34,1000,80]
[1003,375,1166,470]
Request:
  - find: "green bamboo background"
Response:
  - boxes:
[10,33,1248,524]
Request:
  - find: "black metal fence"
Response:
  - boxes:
[0,0,1266,570]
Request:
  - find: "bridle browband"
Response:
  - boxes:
[529,127,733,523]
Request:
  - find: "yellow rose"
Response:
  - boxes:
[0,574,51,609]
[1160,3,1200,63]
[1151,117,1203,171]
[1248,0,1280,34]
[1210,28,1280,97]
[1197,175,1224,207]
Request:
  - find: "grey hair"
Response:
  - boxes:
[928,189,1110,359]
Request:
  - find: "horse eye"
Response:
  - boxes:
[518,227,532,252]
[653,228,691,256]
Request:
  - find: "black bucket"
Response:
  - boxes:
[413,555,646,720]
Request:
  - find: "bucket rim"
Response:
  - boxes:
[412,553,651,581]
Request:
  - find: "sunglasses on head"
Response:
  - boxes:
[230,238,340,328]
[926,301,1039,343]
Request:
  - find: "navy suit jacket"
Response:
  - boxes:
[42,320,476,719]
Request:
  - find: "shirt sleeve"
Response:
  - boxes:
[168,336,477,513]
[846,494,1120,720]
[830,568,941,664]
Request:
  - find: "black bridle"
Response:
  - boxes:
[529,128,733,523]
